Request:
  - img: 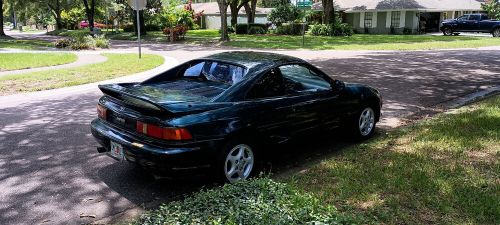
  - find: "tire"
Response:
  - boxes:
[493,28,500,37]
[216,139,257,183]
[349,106,377,140]
[442,27,453,36]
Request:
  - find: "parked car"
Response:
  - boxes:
[90,52,382,183]
[79,20,106,29]
[441,13,500,37]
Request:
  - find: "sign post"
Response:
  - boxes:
[296,0,312,47]
[128,0,147,59]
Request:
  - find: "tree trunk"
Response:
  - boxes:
[244,0,257,24]
[48,0,63,30]
[322,0,335,25]
[132,10,147,36]
[83,0,95,32]
[217,0,230,41]
[229,1,238,27]
[0,0,5,36]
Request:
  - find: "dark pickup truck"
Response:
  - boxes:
[441,14,500,37]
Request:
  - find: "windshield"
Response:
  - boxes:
[183,61,247,85]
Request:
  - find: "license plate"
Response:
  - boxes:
[109,141,124,161]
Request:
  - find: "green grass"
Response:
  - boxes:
[48,29,500,50]
[0,53,164,95]
[188,29,500,50]
[0,53,77,71]
[285,96,500,224]
[0,39,53,50]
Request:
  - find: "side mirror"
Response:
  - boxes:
[330,80,345,93]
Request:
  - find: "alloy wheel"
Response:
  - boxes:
[358,107,375,136]
[224,144,254,183]
[494,29,500,37]
[443,27,452,36]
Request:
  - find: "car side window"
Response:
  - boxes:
[278,64,331,93]
[469,15,480,21]
[457,15,468,21]
[246,69,286,99]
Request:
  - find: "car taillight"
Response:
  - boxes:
[136,121,192,140]
[97,104,107,120]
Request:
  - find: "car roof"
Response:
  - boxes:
[199,51,306,70]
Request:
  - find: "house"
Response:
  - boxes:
[190,2,273,29]
[310,0,486,34]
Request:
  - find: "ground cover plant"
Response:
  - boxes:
[134,178,362,225]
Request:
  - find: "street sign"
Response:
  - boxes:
[128,0,147,10]
[128,0,147,58]
[296,0,312,9]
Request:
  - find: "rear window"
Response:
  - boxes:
[183,61,246,85]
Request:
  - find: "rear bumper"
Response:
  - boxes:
[90,119,223,174]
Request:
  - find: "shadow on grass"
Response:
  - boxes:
[286,97,500,224]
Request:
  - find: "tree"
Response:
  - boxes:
[482,0,500,20]
[243,0,257,23]
[82,0,95,32]
[217,0,230,41]
[46,0,63,30]
[322,0,335,25]
[1,0,5,36]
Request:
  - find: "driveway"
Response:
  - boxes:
[0,48,499,224]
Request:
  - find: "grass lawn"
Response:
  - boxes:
[186,30,500,50]
[0,39,53,50]
[0,53,164,95]
[285,95,500,224]
[52,29,500,50]
[130,95,499,224]
[0,53,77,71]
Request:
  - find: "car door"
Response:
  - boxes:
[456,15,469,31]
[278,64,347,135]
[466,14,480,31]
[243,68,299,143]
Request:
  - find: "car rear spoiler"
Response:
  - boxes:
[98,84,169,113]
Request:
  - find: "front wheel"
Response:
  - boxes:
[493,28,500,37]
[217,141,256,183]
[442,27,453,36]
[350,106,377,140]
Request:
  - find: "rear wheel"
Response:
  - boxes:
[493,28,500,37]
[442,27,453,36]
[217,141,256,183]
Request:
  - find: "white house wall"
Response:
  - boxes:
[204,15,270,29]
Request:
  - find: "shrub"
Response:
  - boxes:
[403,27,413,35]
[94,35,110,48]
[310,24,329,36]
[235,23,268,34]
[163,25,188,41]
[134,178,361,225]
[248,26,267,34]
[71,35,96,50]
[268,4,303,26]
[122,23,135,32]
[54,38,72,48]
[309,23,353,36]
[276,23,306,35]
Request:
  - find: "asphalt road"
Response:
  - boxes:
[0,48,499,224]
